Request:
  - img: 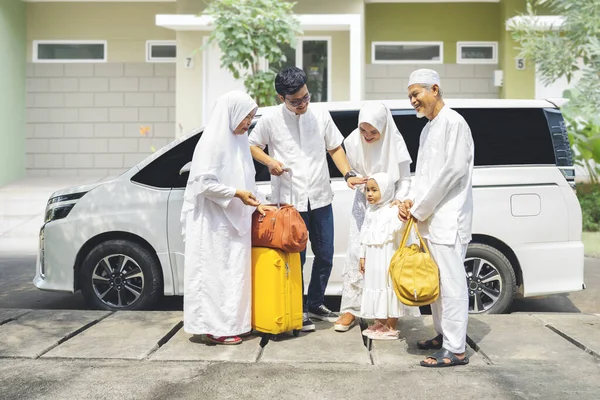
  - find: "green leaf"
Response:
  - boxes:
[201,0,301,103]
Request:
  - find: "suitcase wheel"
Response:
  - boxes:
[292,330,300,337]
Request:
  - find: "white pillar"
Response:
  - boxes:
[349,14,363,101]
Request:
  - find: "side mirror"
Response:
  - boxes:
[179,162,192,176]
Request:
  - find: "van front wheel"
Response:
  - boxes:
[80,240,163,311]
[464,243,516,314]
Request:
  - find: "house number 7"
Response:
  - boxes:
[185,57,194,69]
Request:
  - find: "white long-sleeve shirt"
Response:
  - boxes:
[249,104,344,212]
[408,105,474,245]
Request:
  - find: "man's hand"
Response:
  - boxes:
[398,199,414,222]
[257,204,277,216]
[235,190,260,206]
[346,176,368,190]
[359,258,365,274]
[267,159,285,176]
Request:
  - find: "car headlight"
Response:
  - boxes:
[44,192,86,223]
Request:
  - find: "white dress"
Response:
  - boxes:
[183,178,252,337]
[359,208,421,319]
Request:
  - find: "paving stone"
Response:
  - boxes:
[467,314,598,365]
[260,321,370,364]
[0,310,110,358]
[533,313,600,357]
[370,316,485,366]
[43,311,181,360]
[0,309,30,325]
[150,329,261,362]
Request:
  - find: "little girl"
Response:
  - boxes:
[359,172,420,340]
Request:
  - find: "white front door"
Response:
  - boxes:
[202,42,247,122]
[202,37,332,122]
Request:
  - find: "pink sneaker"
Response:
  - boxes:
[371,328,400,341]
[361,321,385,338]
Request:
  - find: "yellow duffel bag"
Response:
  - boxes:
[388,216,440,307]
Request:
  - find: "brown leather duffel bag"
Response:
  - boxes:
[251,171,308,253]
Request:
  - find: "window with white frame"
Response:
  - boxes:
[457,42,497,64]
[372,42,443,64]
[277,37,331,102]
[33,40,107,63]
[146,41,176,62]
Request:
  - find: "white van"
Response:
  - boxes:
[34,99,585,314]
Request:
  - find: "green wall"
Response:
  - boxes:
[365,2,501,64]
[0,0,26,186]
[499,0,535,99]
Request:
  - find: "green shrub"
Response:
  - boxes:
[577,184,600,232]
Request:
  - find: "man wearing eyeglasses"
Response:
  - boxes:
[249,67,364,332]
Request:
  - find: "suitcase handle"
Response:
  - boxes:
[274,168,294,207]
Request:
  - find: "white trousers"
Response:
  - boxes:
[427,237,469,354]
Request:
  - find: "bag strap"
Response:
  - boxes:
[411,217,432,257]
[399,216,432,257]
[399,217,414,248]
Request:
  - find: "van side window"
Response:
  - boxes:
[132,120,271,189]
[131,133,201,189]
[455,108,556,166]
[392,113,427,172]
[392,108,560,169]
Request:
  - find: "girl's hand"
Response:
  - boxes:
[235,190,260,206]
[257,204,276,216]
[346,176,368,190]
[390,199,402,208]
[359,258,365,274]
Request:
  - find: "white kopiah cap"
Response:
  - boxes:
[407,69,441,88]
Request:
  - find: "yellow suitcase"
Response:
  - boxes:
[251,247,303,337]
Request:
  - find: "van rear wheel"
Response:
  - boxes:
[80,239,163,311]
[464,243,516,314]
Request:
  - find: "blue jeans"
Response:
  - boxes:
[300,202,334,312]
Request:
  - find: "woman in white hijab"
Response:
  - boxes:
[335,102,417,332]
[181,91,271,345]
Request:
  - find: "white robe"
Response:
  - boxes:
[181,91,258,337]
[408,105,474,354]
[183,179,252,336]
[408,105,474,245]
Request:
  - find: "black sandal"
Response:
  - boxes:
[416,333,443,350]
[420,348,469,368]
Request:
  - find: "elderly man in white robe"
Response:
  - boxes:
[398,69,474,367]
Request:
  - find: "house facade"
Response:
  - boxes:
[0,0,566,185]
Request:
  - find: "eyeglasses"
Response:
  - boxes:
[285,93,311,108]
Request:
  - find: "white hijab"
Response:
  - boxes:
[181,91,258,237]
[344,102,412,183]
[360,172,404,245]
